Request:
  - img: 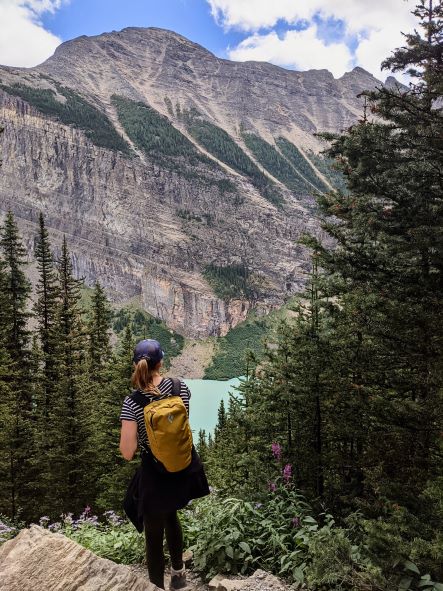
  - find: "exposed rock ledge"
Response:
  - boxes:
[0,525,157,591]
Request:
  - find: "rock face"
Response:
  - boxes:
[0,28,390,336]
[0,525,156,591]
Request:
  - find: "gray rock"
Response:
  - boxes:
[0,525,157,591]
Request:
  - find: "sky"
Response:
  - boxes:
[0,0,418,81]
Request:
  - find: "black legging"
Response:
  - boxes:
[144,511,184,589]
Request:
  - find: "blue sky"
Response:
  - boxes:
[0,1,417,80]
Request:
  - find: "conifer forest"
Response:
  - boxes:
[0,2,442,590]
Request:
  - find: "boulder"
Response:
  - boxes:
[0,525,158,591]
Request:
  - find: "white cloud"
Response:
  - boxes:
[229,26,353,78]
[207,0,416,34]
[209,0,418,79]
[0,1,67,68]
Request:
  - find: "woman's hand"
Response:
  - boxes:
[120,420,138,460]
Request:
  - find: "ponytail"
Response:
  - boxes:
[131,358,161,394]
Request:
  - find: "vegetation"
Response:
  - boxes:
[203,263,263,303]
[306,149,349,193]
[242,132,315,195]
[202,3,443,589]
[112,95,209,167]
[113,306,184,368]
[0,81,130,153]
[184,111,282,205]
[204,317,270,380]
[1,4,442,591]
[275,137,329,193]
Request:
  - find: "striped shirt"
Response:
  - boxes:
[119,377,191,454]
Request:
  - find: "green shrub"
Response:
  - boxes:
[203,263,260,302]
[306,150,348,193]
[183,483,381,589]
[37,509,145,564]
[1,82,130,154]
[0,514,24,543]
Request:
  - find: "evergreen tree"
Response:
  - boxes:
[313,0,443,506]
[196,429,208,464]
[84,281,114,506]
[95,324,137,510]
[47,235,88,515]
[34,213,60,417]
[0,212,34,519]
[0,211,31,365]
[88,282,112,375]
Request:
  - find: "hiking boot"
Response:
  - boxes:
[169,568,187,590]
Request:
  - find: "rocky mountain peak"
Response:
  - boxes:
[0,27,399,337]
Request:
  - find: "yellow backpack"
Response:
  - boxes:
[132,378,193,473]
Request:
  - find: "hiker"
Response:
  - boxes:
[119,338,210,590]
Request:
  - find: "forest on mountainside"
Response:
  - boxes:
[1,2,442,590]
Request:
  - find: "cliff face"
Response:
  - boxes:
[0,28,386,337]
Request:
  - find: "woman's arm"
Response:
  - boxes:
[120,420,138,461]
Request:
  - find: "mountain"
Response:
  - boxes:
[0,28,387,337]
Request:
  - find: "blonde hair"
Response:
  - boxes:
[131,358,161,395]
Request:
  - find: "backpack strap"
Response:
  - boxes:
[130,378,182,408]
[170,377,181,396]
[130,390,151,408]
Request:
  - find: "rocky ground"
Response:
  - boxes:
[166,339,216,379]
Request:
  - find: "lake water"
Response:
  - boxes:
[183,378,241,435]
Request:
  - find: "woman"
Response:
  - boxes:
[120,338,210,590]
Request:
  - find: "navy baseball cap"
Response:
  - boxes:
[133,339,165,364]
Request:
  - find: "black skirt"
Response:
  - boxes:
[124,447,210,532]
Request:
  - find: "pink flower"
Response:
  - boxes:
[283,463,292,483]
[292,516,300,528]
[268,481,276,492]
[271,442,282,461]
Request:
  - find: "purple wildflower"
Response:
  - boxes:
[255,503,262,509]
[283,463,292,483]
[39,516,50,527]
[292,516,300,528]
[271,442,282,461]
[104,511,123,526]
[268,481,276,492]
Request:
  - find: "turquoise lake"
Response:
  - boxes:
[183,378,241,435]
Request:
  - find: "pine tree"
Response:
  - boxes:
[95,324,137,510]
[313,0,443,505]
[34,213,60,417]
[0,211,34,519]
[47,235,88,515]
[84,281,114,507]
[0,212,31,366]
[88,282,112,375]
